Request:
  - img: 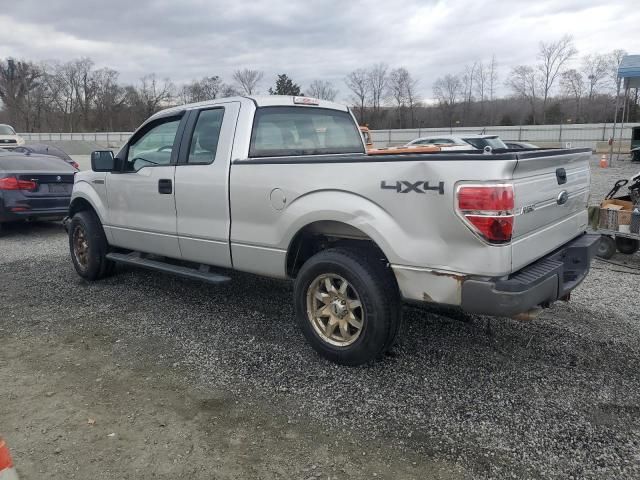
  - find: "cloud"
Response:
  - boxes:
[0,0,637,101]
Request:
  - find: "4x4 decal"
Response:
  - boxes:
[380,180,445,194]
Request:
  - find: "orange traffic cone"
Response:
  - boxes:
[599,154,608,168]
[0,437,19,480]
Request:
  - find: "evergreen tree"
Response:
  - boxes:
[268,74,302,96]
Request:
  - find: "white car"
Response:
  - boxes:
[0,124,25,149]
[406,134,507,150]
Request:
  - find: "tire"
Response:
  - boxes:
[615,236,640,255]
[596,235,616,259]
[294,247,401,366]
[69,210,114,280]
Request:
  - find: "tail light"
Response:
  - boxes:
[456,184,514,244]
[0,176,38,191]
[71,161,80,170]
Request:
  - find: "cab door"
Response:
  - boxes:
[105,113,186,259]
[173,102,241,267]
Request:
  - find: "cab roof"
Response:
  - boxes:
[149,95,349,122]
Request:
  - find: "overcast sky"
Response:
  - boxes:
[0,0,638,101]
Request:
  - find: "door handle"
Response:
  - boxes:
[158,179,173,194]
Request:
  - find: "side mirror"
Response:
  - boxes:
[91,150,115,172]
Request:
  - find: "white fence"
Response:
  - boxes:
[19,122,640,151]
[370,123,640,149]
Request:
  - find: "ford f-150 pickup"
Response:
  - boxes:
[67,95,599,365]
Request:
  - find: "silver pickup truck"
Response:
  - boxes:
[68,95,599,365]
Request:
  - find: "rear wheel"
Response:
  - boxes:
[616,236,640,255]
[69,210,114,280]
[294,247,401,366]
[596,235,616,259]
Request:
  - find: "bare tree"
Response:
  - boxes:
[607,49,627,91]
[344,69,369,123]
[488,55,498,124]
[474,59,495,124]
[46,61,79,131]
[560,69,585,121]
[461,62,477,125]
[136,74,175,118]
[488,55,498,101]
[232,69,263,95]
[506,65,538,123]
[474,61,489,103]
[0,58,42,130]
[69,58,97,129]
[367,63,388,122]
[537,35,577,122]
[93,68,125,131]
[433,73,462,127]
[404,70,420,128]
[581,54,608,100]
[181,76,223,104]
[388,67,420,128]
[307,80,338,101]
[220,83,239,97]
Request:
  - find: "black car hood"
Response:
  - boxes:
[0,152,76,174]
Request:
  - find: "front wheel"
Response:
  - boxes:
[69,210,114,280]
[294,248,401,366]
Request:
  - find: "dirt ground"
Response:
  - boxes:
[1,330,462,480]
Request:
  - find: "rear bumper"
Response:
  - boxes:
[461,233,600,316]
[1,194,70,223]
[0,206,68,223]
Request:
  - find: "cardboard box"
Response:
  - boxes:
[601,199,633,226]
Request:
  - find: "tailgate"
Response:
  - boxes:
[511,149,591,272]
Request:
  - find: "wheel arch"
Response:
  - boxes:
[68,183,107,224]
[285,220,391,278]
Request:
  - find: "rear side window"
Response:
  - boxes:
[187,108,224,164]
[250,107,364,157]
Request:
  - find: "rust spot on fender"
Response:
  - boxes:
[430,270,466,282]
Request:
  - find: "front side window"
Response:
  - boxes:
[250,107,364,157]
[126,117,181,171]
[187,109,224,164]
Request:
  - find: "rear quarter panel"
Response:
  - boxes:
[230,156,518,278]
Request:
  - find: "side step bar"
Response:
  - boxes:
[106,252,231,284]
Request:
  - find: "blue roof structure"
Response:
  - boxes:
[618,55,640,78]
[618,55,640,88]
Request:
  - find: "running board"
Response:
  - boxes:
[106,252,231,284]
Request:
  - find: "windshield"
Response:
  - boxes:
[463,136,507,150]
[0,125,16,135]
[250,107,364,157]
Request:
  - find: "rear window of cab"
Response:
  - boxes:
[249,107,365,158]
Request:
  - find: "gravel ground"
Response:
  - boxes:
[1,157,639,479]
